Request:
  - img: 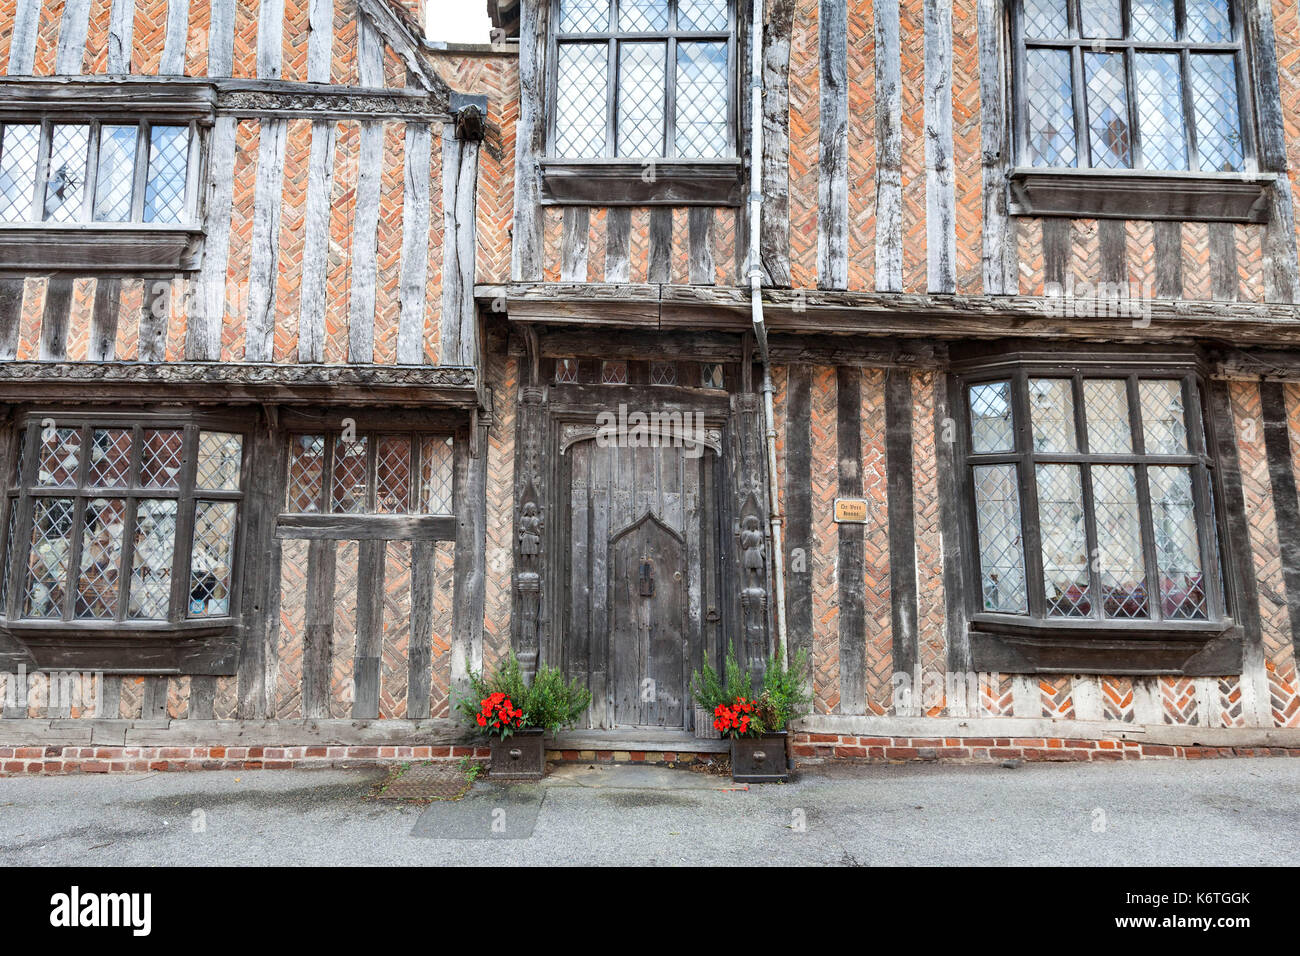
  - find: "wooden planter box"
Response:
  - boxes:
[730,732,790,783]
[694,706,722,739]
[489,728,547,780]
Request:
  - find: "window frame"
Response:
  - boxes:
[950,349,1243,675]
[282,429,456,517]
[0,117,202,227]
[1007,0,1273,222]
[0,410,248,636]
[540,0,744,205]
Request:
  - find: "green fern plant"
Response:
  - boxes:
[456,652,591,736]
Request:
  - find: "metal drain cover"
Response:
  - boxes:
[376,763,473,801]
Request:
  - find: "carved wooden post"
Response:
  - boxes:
[514,380,547,685]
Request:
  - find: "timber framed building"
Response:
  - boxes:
[1,0,1300,770]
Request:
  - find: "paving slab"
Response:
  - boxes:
[540,763,738,791]
[409,783,545,840]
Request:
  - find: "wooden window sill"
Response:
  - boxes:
[0,224,204,272]
[1008,168,1274,223]
[540,159,744,206]
[0,621,238,675]
[968,614,1241,676]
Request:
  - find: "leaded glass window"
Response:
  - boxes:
[0,119,195,225]
[550,0,735,160]
[2,418,244,623]
[963,368,1224,625]
[283,431,455,516]
[1016,0,1249,172]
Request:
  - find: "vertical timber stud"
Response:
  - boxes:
[836,367,865,713]
[407,539,436,718]
[352,539,386,719]
[398,123,433,364]
[88,277,121,361]
[452,423,489,700]
[875,0,904,292]
[299,121,336,363]
[160,0,190,75]
[606,208,633,283]
[885,368,920,713]
[935,370,972,712]
[561,207,591,282]
[236,411,287,718]
[649,208,673,284]
[513,334,546,684]
[7,0,38,74]
[349,122,383,363]
[442,99,485,367]
[785,367,814,685]
[246,119,289,361]
[39,278,73,361]
[925,0,956,293]
[302,537,338,719]
[1261,382,1300,670]
[512,0,550,282]
[139,277,169,362]
[207,0,234,78]
[761,0,794,287]
[1153,221,1183,298]
[978,0,1016,294]
[1207,380,1270,726]
[191,116,237,360]
[56,0,93,76]
[817,0,849,291]
[1244,0,1300,303]
[0,279,24,359]
[107,0,136,75]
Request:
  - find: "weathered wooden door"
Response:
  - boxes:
[560,439,719,730]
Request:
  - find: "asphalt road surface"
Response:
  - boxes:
[1,758,1297,866]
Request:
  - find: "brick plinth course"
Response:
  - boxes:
[791,734,1300,763]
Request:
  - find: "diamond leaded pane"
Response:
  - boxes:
[376,436,413,514]
[618,42,667,157]
[93,124,138,222]
[969,380,1014,453]
[554,43,609,158]
[43,124,89,223]
[1092,465,1149,618]
[559,0,610,32]
[1139,379,1188,454]
[973,464,1028,613]
[1085,53,1132,169]
[1028,379,1077,453]
[37,427,82,487]
[140,429,185,489]
[75,497,125,619]
[287,435,326,512]
[1037,464,1091,617]
[1083,379,1132,453]
[620,0,667,31]
[676,41,729,158]
[129,498,176,620]
[1022,0,1067,38]
[1190,54,1243,172]
[87,428,133,488]
[331,436,369,513]
[195,431,243,491]
[678,0,728,31]
[1130,0,1175,40]
[1079,0,1121,38]
[555,359,580,384]
[189,500,236,616]
[1135,53,1188,171]
[1185,0,1232,42]
[651,361,677,386]
[1025,48,1076,167]
[1150,465,1207,620]
[24,497,75,618]
[420,436,454,515]
[0,124,40,222]
[144,125,189,223]
[701,363,725,389]
[602,360,628,384]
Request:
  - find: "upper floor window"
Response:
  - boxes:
[0,120,195,226]
[1016,0,1250,173]
[549,0,735,160]
[961,366,1226,635]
